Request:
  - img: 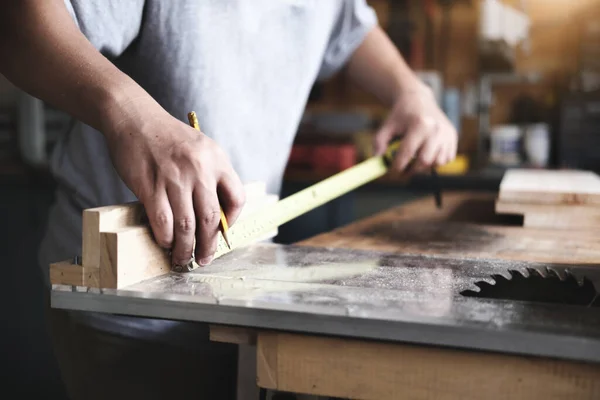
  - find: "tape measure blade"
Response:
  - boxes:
[213,156,388,255]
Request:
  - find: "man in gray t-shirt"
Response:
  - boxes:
[1,1,457,399]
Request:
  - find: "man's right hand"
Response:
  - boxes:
[105,101,245,267]
[0,0,246,267]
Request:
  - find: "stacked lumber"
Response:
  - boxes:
[50,182,278,289]
[495,169,600,229]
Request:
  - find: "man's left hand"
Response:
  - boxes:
[373,81,458,173]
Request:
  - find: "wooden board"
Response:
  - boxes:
[82,202,144,271]
[49,260,84,287]
[48,261,100,287]
[498,169,600,206]
[256,332,600,400]
[99,226,170,288]
[50,182,278,288]
[495,200,600,229]
[300,191,600,265]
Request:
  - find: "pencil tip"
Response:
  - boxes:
[223,231,232,249]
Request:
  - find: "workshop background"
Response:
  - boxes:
[1,0,599,397]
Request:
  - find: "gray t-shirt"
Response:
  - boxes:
[40,0,377,339]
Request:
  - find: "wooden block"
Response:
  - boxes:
[83,267,100,288]
[79,182,277,288]
[209,325,257,345]
[82,202,144,270]
[99,232,118,289]
[98,219,277,289]
[498,169,600,206]
[50,261,83,286]
[50,261,102,287]
[495,200,600,229]
[256,332,600,400]
[99,226,170,289]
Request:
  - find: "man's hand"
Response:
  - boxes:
[373,82,457,172]
[106,102,245,267]
[344,25,458,171]
[0,0,245,267]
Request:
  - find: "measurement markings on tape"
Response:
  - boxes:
[213,153,392,259]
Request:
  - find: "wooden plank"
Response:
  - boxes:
[83,181,267,273]
[99,231,118,288]
[79,182,277,288]
[256,332,600,400]
[209,325,256,345]
[50,261,102,287]
[99,227,170,289]
[94,193,278,289]
[498,169,600,206]
[49,261,83,286]
[299,192,600,265]
[495,200,600,229]
[81,209,100,270]
[82,202,144,270]
[83,267,100,288]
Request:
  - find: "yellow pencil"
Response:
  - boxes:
[187,111,232,249]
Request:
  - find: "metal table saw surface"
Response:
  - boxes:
[52,242,600,364]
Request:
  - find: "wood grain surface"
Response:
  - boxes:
[256,331,600,400]
[495,200,600,229]
[498,169,600,205]
[299,191,600,265]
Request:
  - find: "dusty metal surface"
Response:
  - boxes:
[52,243,600,363]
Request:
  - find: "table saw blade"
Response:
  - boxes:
[461,267,600,307]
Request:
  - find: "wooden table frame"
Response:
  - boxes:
[210,192,600,400]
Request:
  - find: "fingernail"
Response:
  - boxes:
[198,255,213,266]
[172,257,193,272]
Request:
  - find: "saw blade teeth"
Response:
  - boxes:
[578,274,597,289]
[508,269,525,280]
[474,281,494,290]
[564,270,579,285]
[554,268,567,281]
[581,276,595,289]
[526,268,544,279]
[563,268,576,281]
[546,268,561,280]
[462,267,599,306]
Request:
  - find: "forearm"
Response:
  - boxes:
[345,25,425,107]
[0,0,158,138]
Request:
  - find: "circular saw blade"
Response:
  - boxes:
[461,267,599,307]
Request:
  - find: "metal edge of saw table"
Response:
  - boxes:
[51,244,600,365]
[51,287,600,364]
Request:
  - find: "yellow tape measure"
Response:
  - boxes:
[210,138,404,260]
